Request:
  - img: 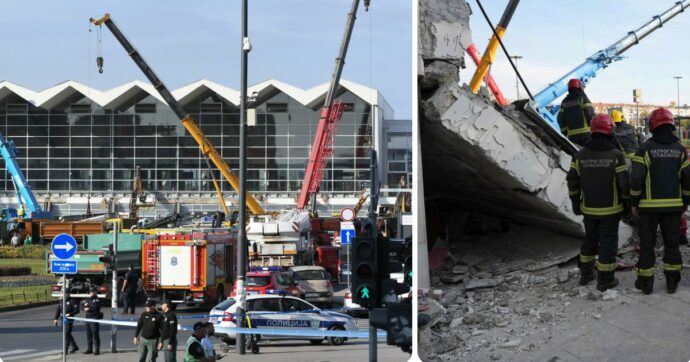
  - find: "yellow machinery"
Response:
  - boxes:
[90,14,265,216]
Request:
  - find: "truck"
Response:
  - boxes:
[246,210,311,268]
[47,232,143,299]
[141,229,238,306]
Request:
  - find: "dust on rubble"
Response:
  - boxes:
[418,221,690,362]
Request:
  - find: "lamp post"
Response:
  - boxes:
[674,76,682,116]
[510,55,523,100]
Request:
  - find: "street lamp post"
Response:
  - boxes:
[674,76,682,117]
[510,55,523,100]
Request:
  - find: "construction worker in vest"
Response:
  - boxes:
[567,113,629,291]
[611,109,640,161]
[558,78,596,147]
[631,107,690,294]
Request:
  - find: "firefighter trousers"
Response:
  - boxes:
[581,216,619,271]
[636,212,683,276]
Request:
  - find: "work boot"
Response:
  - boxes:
[665,271,681,294]
[578,261,596,286]
[596,271,619,291]
[69,347,79,354]
[84,349,93,354]
[94,348,100,356]
[634,276,654,295]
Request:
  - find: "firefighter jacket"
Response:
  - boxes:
[630,128,690,212]
[567,136,630,218]
[613,122,640,156]
[558,88,595,139]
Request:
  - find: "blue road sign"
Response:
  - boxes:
[51,260,77,274]
[51,233,77,259]
[340,223,356,245]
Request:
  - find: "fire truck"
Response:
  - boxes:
[141,229,237,306]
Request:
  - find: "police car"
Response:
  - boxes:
[209,292,358,346]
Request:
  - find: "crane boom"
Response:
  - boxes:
[531,0,689,130]
[0,133,52,219]
[297,0,365,210]
[90,13,265,215]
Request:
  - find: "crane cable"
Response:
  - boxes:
[96,23,104,73]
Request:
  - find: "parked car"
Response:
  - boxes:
[209,294,357,347]
[229,269,304,299]
[288,266,334,308]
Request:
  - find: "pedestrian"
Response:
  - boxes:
[184,322,215,362]
[160,300,178,362]
[557,78,596,147]
[53,292,79,354]
[122,264,139,315]
[631,107,690,294]
[10,233,20,247]
[200,323,216,359]
[81,286,102,355]
[135,299,163,362]
[611,110,640,163]
[567,113,629,291]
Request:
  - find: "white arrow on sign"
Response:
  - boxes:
[345,230,352,244]
[54,243,74,252]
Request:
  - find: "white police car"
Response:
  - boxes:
[209,292,358,346]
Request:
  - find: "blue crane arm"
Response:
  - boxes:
[0,133,52,219]
[530,0,689,130]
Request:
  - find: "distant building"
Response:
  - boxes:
[0,79,410,217]
[593,102,690,128]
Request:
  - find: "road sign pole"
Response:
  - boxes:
[111,226,118,353]
[347,243,350,288]
[62,275,66,362]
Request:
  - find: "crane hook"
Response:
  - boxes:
[364,0,370,11]
[96,56,104,74]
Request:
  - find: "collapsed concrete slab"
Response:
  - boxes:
[420,0,583,238]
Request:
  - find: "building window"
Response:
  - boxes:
[71,104,92,114]
[135,103,156,113]
[266,103,288,113]
[200,103,222,113]
[343,103,355,112]
[7,103,27,114]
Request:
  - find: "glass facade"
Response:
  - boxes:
[0,88,374,197]
[386,132,412,188]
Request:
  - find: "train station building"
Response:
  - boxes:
[0,79,411,217]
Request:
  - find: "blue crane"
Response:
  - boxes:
[0,133,53,220]
[529,0,690,131]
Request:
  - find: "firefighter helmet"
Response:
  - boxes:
[568,78,583,89]
[590,114,615,136]
[648,107,675,131]
[610,110,624,123]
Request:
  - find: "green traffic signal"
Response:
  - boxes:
[360,286,370,299]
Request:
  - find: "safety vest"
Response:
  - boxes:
[184,336,204,362]
[631,138,690,211]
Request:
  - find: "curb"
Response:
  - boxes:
[0,299,58,313]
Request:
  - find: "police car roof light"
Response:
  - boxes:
[250,266,283,272]
[265,289,287,296]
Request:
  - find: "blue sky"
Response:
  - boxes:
[0,0,412,118]
[467,0,690,107]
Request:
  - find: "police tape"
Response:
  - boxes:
[108,308,353,321]
[69,317,387,339]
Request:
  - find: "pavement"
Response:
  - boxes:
[0,285,409,362]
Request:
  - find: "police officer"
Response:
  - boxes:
[631,107,690,294]
[611,109,640,161]
[81,286,102,355]
[122,264,139,315]
[558,78,596,147]
[135,299,163,362]
[160,300,178,362]
[567,113,630,291]
[53,292,79,354]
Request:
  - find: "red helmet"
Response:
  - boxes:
[590,113,614,136]
[648,107,675,131]
[568,78,583,89]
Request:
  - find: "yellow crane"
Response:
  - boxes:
[90,13,265,215]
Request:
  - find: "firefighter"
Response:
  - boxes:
[567,113,629,291]
[558,78,596,147]
[81,286,102,355]
[631,107,690,294]
[611,110,640,160]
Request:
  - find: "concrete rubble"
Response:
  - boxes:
[418,0,690,360]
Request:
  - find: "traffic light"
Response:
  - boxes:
[352,235,376,308]
[369,302,412,353]
[403,238,412,287]
[99,244,114,269]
